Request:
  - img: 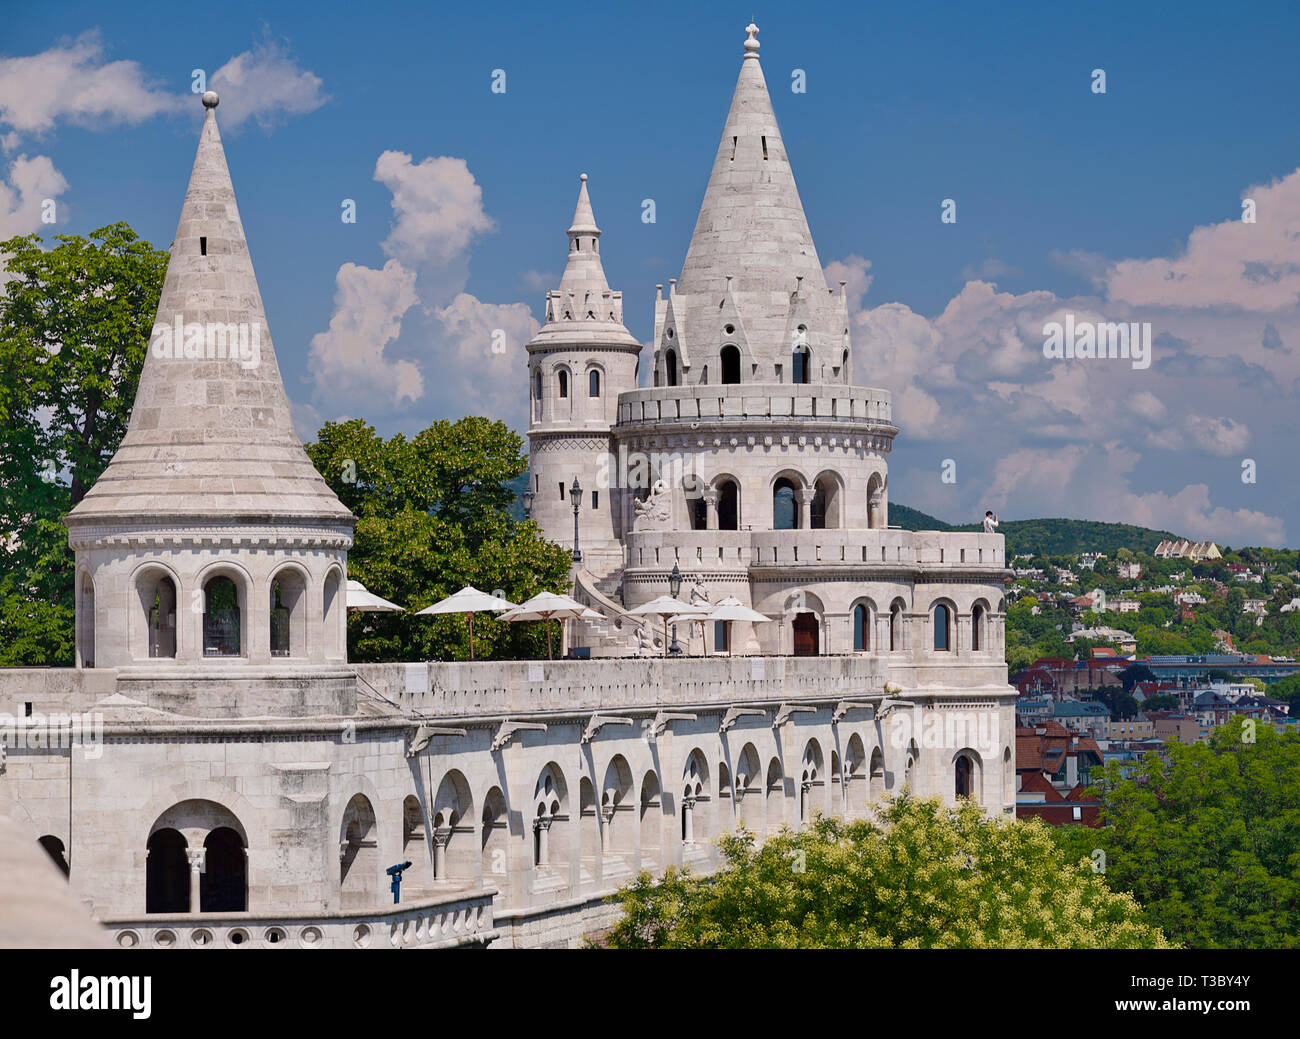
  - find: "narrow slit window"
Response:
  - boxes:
[200,236,207,256]
[761,136,768,160]
[731,136,737,161]
[559,482,565,501]
[592,491,599,510]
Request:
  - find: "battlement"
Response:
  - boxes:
[615,383,893,431]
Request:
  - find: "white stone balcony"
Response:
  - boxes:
[100,888,498,949]
[614,383,894,430]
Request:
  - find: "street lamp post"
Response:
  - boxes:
[668,563,682,656]
[570,477,583,563]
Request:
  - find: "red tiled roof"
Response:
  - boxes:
[1018,772,1066,801]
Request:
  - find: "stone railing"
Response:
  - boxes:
[618,528,1005,572]
[355,655,886,718]
[100,888,497,950]
[615,384,893,428]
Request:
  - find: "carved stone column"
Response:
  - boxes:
[682,795,696,844]
[702,489,720,530]
[796,487,815,529]
[186,846,206,913]
[534,816,552,868]
[433,827,450,882]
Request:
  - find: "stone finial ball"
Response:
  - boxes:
[202,90,220,108]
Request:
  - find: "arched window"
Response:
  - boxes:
[589,370,600,397]
[890,602,903,652]
[792,345,810,384]
[203,575,242,657]
[136,571,177,659]
[955,754,973,799]
[933,603,951,651]
[720,345,741,384]
[557,370,568,398]
[201,827,247,911]
[717,480,739,530]
[773,478,797,530]
[841,348,850,383]
[323,569,343,659]
[852,603,870,651]
[146,829,188,913]
[972,603,986,652]
[269,568,307,658]
[78,573,95,668]
[533,369,542,400]
[665,349,678,386]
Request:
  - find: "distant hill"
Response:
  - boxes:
[889,504,1178,557]
[507,485,1178,556]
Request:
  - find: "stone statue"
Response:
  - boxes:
[632,479,671,531]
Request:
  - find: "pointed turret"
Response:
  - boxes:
[654,24,848,386]
[66,91,353,528]
[525,175,641,579]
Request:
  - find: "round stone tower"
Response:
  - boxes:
[525,175,642,578]
[63,92,357,717]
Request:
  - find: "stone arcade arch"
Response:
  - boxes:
[78,572,95,667]
[601,756,635,860]
[734,743,762,834]
[145,829,188,914]
[844,734,867,816]
[268,564,309,659]
[201,571,245,658]
[639,771,663,869]
[681,751,709,846]
[830,750,843,819]
[799,739,824,824]
[322,567,344,660]
[889,598,906,652]
[765,757,785,836]
[147,799,248,914]
[954,749,983,804]
[340,793,379,907]
[133,565,178,659]
[432,770,474,884]
[402,794,429,892]
[869,746,886,802]
[39,835,70,877]
[533,763,569,872]
[866,472,886,530]
[810,472,842,529]
[971,599,990,653]
[481,787,509,900]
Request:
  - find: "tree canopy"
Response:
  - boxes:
[603,796,1169,949]
[0,224,168,665]
[304,417,573,661]
[1052,717,1300,948]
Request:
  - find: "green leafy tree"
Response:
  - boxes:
[1061,718,1300,948]
[304,418,573,661]
[604,796,1169,949]
[0,224,168,665]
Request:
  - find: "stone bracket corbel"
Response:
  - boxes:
[491,719,547,752]
[720,706,766,733]
[581,715,634,744]
[773,703,816,727]
[832,701,877,724]
[650,711,698,738]
[406,724,468,758]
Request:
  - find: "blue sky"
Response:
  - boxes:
[5,1,1300,545]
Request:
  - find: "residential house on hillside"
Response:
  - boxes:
[1117,561,1142,580]
[1155,539,1221,561]
[1014,723,1102,826]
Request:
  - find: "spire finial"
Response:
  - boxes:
[580,172,588,182]
[744,22,760,58]
[201,90,220,109]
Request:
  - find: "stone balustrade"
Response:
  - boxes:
[621,528,1005,572]
[356,654,887,718]
[615,383,893,429]
[101,888,497,950]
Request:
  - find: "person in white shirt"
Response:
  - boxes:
[983,510,999,533]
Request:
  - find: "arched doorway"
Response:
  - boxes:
[340,794,379,907]
[717,480,739,530]
[773,478,798,530]
[792,612,819,656]
[146,829,189,913]
[720,345,741,384]
[201,827,247,911]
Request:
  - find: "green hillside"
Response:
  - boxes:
[888,504,1178,556]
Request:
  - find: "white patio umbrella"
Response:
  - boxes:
[346,579,403,613]
[707,596,773,655]
[498,591,605,660]
[416,586,519,660]
[627,595,710,657]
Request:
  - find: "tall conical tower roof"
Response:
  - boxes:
[656,24,848,383]
[66,92,353,530]
[677,23,826,297]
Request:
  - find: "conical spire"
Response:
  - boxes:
[557,173,611,299]
[677,22,826,298]
[66,92,353,528]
